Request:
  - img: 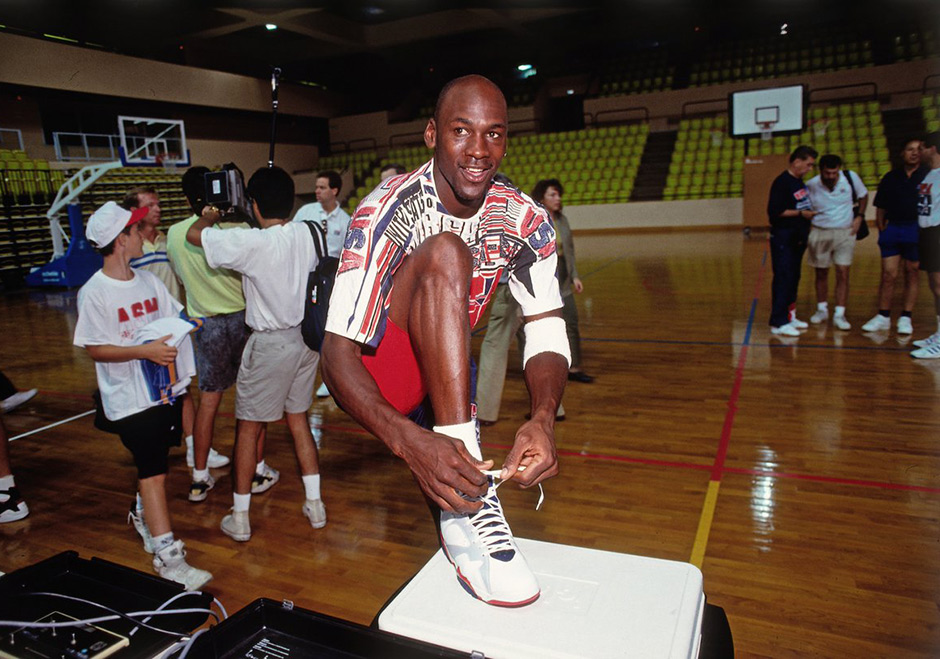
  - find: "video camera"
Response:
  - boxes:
[204,163,256,225]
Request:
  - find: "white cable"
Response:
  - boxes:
[129,591,205,637]
[178,628,209,659]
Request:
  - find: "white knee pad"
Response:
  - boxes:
[522,316,571,369]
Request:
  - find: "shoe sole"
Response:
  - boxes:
[305,516,327,529]
[251,477,279,494]
[0,506,29,523]
[221,521,251,542]
[438,533,540,608]
[188,487,212,503]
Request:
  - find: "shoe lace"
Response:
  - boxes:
[467,471,545,559]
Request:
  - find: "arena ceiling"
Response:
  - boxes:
[1,1,937,114]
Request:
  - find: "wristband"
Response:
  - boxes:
[522,316,571,369]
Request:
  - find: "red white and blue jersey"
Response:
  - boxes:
[326,160,563,348]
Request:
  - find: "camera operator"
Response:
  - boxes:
[185,166,326,542]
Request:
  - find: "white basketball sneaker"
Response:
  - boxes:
[439,477,539,607]
[153,540,212,591]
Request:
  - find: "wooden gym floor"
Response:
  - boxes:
[1,227,938,657]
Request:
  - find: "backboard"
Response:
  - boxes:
[117,116,190,167]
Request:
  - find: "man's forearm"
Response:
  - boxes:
[523,351,568,422]
[185,217,214,248]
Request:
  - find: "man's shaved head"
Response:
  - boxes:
[434,75,507,124]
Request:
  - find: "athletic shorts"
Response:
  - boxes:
[194,311,251,392]
[362,319,426,416]
[359,319,478,429]
[919,225,940,273]
[235,326,319,422]
[807,226,855,268]
[878,223,919,261]
[113,400,182,480]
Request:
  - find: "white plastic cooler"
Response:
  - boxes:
[378,538,706,659]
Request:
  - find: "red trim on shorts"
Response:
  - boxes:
[361,319,427,414]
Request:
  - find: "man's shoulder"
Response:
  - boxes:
[484,180,544,216]
[295,202,323,221]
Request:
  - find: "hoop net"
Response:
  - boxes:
[758,122,775,141]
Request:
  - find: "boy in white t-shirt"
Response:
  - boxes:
[73,201,211,590]
[186,166,325,542]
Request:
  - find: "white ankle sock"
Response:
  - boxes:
[184,435,194,449]
[233,493,251,512]
[152,532,174,552]
[255,460,266,475]
[0,474,14,491]
[817,302,829,312]
[193,468,209,482]
[302,474,321,501]
[835,306,846,318]
[135,492,144,513]
[434,420,481,460]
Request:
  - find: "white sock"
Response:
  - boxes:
[135,492,144,513]
[233,492,251,513]
[835,306,846,318]
[185,435,194,449]
[152,532,175,552]
[255,460,266,475]
[817,302,829,312]
[193,468,209,482]
[0,474,14,491]
[789,308,797,322]
[433,420,481,460]
[302,474,321,501]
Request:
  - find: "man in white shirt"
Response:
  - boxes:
[293,170,351,258]
[911,132,940,358]
[805,154,868,330]
[293,170,352,399]
[186,166,326,540]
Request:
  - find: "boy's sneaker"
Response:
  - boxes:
[0,487,29,523]
[897,317,914,335]
[221,510,251,542]
[188,474,215,503]
[833,315,851,331]
[770,323,800,337]
[185,445,230,469]
[862,315,891,332]
[789,317,809,329]
[128,502,154,553]
[302,499,327,529]
[153,540,212,591]
[251,465,280,494]
[911,342,940,359]
[913,332,940,348]
[439,477,539,607]
[810,309,829,324]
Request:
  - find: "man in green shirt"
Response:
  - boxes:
[166,167,278,502]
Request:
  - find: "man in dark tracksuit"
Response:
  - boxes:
[767,145,819,336]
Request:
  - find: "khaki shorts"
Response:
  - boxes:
[807,226,856,268]
[235,326,319,422]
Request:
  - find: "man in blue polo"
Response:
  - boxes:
[862,139,928,335]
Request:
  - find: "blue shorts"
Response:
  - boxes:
[878,223,919,261]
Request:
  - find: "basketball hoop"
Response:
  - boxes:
[758,122,774,141]
[158,152,180,172]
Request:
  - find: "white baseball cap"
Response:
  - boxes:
[86,201,149,249]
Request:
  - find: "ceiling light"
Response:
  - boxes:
[266,24,277,31]
[566,89,574,95]
[517,64,532,72]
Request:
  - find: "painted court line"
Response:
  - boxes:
[688,248,767,567]
[9,409,95,442]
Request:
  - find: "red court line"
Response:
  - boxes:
[34,388,940,494]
